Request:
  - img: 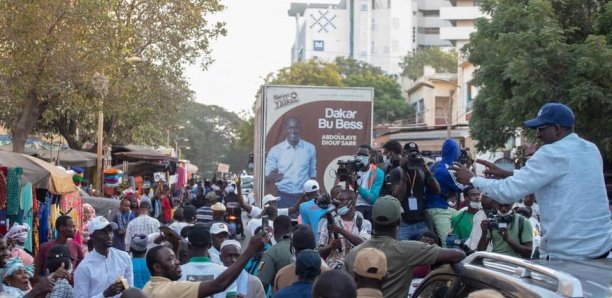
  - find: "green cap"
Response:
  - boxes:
[372,195,403,225]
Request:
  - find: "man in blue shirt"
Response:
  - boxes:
[426,138,466,247]
[298,180,327,236]
[452,102,612,260]
[265,117,317,209]
[273,249,321,298]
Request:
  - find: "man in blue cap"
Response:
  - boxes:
[452,102,612,260]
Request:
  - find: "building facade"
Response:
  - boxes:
[288,0,452,75]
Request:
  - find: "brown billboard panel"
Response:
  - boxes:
[257,86,373,209]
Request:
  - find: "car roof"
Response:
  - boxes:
[529,258,612,298]
[421,252,612,298]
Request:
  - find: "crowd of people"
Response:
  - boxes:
[0,103,609,298]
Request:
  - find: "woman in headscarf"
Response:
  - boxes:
[4,224,33,266]
[1,258,34,297]
[81,203,95,243]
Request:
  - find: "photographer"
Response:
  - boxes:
[380,140,403,196]
[317,189,372,269]
[389,142,440,240]
[353,145,385,221]
[477,203,533,258]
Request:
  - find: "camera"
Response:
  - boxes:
[315,193,334,209]
[486,212,511,230]
[459,148,471,165]
[406,150,424,170]
[336,158,363,181]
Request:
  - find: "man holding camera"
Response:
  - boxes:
[353,145,385,221]
[317,189,372,269]
[389,142,440,241]
[477,203,533,258]
[380,140,403,197]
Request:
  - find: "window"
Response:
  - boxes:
[465,80,479,113]
[435,96,450,126]
[424,27,440,34]
[392,18,399,29]
[415,99,425,124]
[412,27,416,42]
[422,10,439,17]
[415,278,454,298]
[391,40,399,53]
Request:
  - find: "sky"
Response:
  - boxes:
[186,0,301,115]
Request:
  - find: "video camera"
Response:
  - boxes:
[336,158,366,181]
[403,142,424,170]
[315,193,334,209]
[486,212,512,230]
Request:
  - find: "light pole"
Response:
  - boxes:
[92,72,109,193]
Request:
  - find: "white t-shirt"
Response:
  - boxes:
[465,210,489,250]
[356,169,371,206]
[249,206,289,218]
[179,258,237,298]
[208,247,223,265]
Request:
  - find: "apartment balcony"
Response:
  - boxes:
[440,6,483,21]
[440,26,476,41]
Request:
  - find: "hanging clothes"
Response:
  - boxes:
[6,167,22,216]
[21,182,33,252]
[0,167,7,210]
[58,191,83,244]
[38,194,52,244]
[31,189,39,256]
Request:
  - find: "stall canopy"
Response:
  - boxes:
[36,148,97,167]
[114,150,177,163]
[112,161,168,177]
[0,151,76,194]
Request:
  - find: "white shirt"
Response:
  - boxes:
[472,133,612,259]
[74,248,133,298]
[356,169,371,206]
[179,258,237,298]
[248,206,288,218]
[125,215,161,251]
[264,139,317,194]
[208,246,223,265]
[465,210,488,250]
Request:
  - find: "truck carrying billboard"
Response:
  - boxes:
[253,85,374,208]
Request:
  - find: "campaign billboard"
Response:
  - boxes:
[254,85,373,208]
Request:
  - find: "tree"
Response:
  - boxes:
[175,102,249,178]
[465,0,612,158]
[336,57,412,124]
[399,48,457,80]
[270,60,344,86]
[265,58,410,124]
[0,0,225,153]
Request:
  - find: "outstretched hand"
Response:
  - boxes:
[476,159,513,179]
[449,163,474,185]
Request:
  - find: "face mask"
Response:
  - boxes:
[356,155,369,168]
[469,201,482,209]
[498,209,513,217]
[338,205,350,216]
[448,200,457,207]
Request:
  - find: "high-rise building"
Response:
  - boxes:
[288,0,452,75]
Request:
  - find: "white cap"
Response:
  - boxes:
[262,194,281,206]
[220,239,241,251]
[303,180,320,193]
[88,216,118,233]
[211,202,226,212]
[210,222,229,235]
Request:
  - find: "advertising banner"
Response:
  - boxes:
[259,85,373,208]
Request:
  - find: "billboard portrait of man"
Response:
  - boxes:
[264,117,316,208]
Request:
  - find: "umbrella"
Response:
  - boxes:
[0,151,76,195]
[36,148,97,167]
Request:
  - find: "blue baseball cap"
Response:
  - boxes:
[524,103,575,128]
